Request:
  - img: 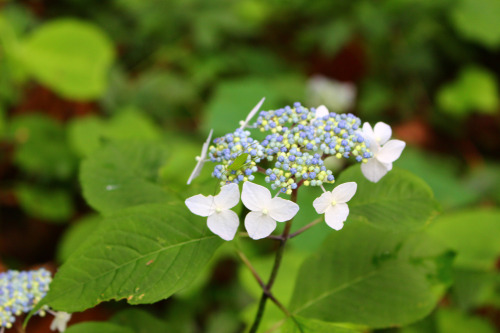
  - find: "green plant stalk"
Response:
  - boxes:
[249,188,299,333]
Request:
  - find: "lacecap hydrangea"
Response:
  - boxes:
[0,268,72,332]
[185,100,405,240]
[208,102,372,195]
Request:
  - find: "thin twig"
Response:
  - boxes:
[236,250,265,289]
[289,217,323,239]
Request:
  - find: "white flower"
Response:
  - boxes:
[307,75,356,112]
[361,122,406,183]
[313,105,330,120]
[241,182,299,240]
[187,129,213,185]
[239,97,265,129]
[313,182,357,230]
[185,183,240,240]
[50,312,71,332]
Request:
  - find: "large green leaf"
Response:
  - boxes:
[69,109,162,157]
[39,203,223,312]
[80,141,172,214]
[65,322,134,333]
[451,0,500,48]
[427,208,500,270]
[283,316,363,333]
[57,215,101,263]
[21,19,114,100]
[289,223,453,328]
[111,309,171,333]
[336,166,440,232]
[437,67,499,116]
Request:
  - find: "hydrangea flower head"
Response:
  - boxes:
[0,268,52,330]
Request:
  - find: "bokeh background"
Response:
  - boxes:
[1,0,499,332]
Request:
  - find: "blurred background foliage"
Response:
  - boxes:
[0,0,499,332]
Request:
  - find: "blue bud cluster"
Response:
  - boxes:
[208,103,373,195]
[0,268,52,329]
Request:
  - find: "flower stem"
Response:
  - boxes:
[288,217,323,239]
[249,189,298,333]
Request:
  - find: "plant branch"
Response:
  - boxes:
[288,217,323,239]
[249,188,299,333]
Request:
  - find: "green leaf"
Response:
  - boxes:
[451,0,500,48]
[15,184,74,222]
[395,148,479,209]
[111,309,170,333]
[21,19,114,100]
[57,215,101,263]
[427,208,500,270]
[283,316,363,333]
[39,203,223,312]
[436,308,496,333]
[80,141,172,214]
[68,109,162,157]
[336,166,440,232]
[452,268,500,310]
[7,114,77,180]
[203,75,305,137]
[65,322,134,333]
[437,67,499,116]
[289,223,453,328]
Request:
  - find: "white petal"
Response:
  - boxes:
[330,182,357,203]
[200,129,214,159]
[324,203,349,230]
[377,139,406,164]
[206,210,239,241]
[314,105,329,119]
[50,312,71,332]
[240,97,265,128]
[312,191,334,214]
[244,211,277,240]
[360,158,391,183]
[241,182,271,211]
[373,122,392,145]
[185,194,215,217]
[186,161,203,185]
[187,129,213,185]
[362,122,375,141]
[214,183,240,210]
[268,197,299,222]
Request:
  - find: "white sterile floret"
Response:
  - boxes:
[239,97,265,129]
[185,183,240,240]
[313,105,330,120]
[313,182,357,230]
[241,182,299,240]
[50,312,71,332]
[187,129,214,185]
[361,122,406,183]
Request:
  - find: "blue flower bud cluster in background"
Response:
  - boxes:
[208,102,373,194]
[0,269,51,329]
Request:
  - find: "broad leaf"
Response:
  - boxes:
[336,166,440,232]
[57,215,101,263]
[451,0,500,48]
[39,203,222,312]
[65,322,134,333]
[80,141,172,214]
[283,316,363,333]
[289,223,453,328]
[427,208,500,270]
[21,19,114,100]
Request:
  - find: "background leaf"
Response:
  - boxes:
[289,222,453,328]
[21,19,114,99]
[80,141,172,214]
[336,166,440,232]
[40,203,223,312]
[65,322,134,333]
